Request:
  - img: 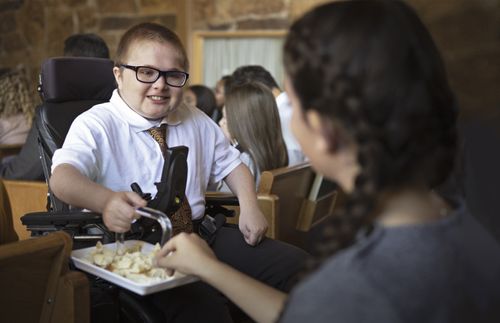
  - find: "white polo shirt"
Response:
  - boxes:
[275,91,307,165]
[52,90,241,219]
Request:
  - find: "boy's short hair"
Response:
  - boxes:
[115,22,189,71]
[63,33,110,58]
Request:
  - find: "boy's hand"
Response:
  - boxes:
[102,191,147,232]
[238,208,268,246]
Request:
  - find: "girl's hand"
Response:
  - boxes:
[155,233,217,277]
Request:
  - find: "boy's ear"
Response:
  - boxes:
[305,109,339,153]
[113,66,122,88]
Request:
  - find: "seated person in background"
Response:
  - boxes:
[63,33,110,58]
[0,65,35,146]
[184,84,218,121]
[213,75,231,123]
[218,81,288,191]
[155,1,500,322]
[228,65,307,166]
[50,22,307,322]
[0,33,110,180]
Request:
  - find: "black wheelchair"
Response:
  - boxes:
[21,57,236,323]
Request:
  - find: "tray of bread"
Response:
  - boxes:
[71,240,198,295]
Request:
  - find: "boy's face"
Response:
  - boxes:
[113,40,186,120]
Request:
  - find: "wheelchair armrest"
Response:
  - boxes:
[21,211,102,227]
[205,192,239,206]
[21,211,111,248]
[205,192,239,218]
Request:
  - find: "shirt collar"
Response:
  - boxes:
[110,89,185,133]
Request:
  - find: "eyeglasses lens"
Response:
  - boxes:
[136,67,186,87]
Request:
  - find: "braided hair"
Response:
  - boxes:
[284,0,457,263]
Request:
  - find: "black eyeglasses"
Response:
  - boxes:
[120,64,189,87]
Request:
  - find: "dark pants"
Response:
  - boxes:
[146,281,233,322]
[146,225,309,322]
[212,226,308,292]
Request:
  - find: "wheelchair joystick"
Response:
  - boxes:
[135,207,172,246]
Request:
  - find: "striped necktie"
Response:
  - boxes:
[147,124,193,235]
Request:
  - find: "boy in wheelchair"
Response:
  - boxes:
[48,22,308,322]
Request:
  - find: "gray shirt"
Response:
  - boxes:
[281,204,500,323]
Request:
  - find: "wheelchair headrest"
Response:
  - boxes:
[39,57,116,102]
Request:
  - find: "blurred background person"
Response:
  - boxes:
[63,33,110,58]
[229,65,306,166]
[0,33,110,181]
[184,84,218,121]
[218,81,288,191]
[213,75,231,123]
[0,65,36,146]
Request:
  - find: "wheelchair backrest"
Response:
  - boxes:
[36,57,116,210]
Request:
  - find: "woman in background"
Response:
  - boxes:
[213,75,231,123]
[184,84,218,121]
[219,81,288,188]
[156,1,500,322]
[0,66,35,145]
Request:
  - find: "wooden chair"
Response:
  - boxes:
[0,229,90,323]
[257,163,337,248]
[211,163,337,249]
[3,179,48,240]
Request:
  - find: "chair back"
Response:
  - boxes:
[257,163,337,248]
[36,57,116,211]
[0,231,89,323]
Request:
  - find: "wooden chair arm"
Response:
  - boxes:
[3,179,48,240]
[257,194,279,239]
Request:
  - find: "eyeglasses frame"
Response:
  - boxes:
[119,64,189,87]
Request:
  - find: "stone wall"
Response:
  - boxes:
[190,0,500,119]
[1,0,499,118]
[0,0,185,99]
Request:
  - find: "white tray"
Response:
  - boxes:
[71,240,198,295]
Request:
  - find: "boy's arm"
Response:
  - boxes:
[50,163,146,232]
[224,163,268,245]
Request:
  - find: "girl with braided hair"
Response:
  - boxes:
[155,1,500,322]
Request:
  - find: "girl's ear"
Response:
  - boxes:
[305,109,339,153]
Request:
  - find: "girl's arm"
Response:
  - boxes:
[155,233,287,323]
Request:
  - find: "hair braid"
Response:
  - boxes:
[285,0,458,273]
[312,81,385,265]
